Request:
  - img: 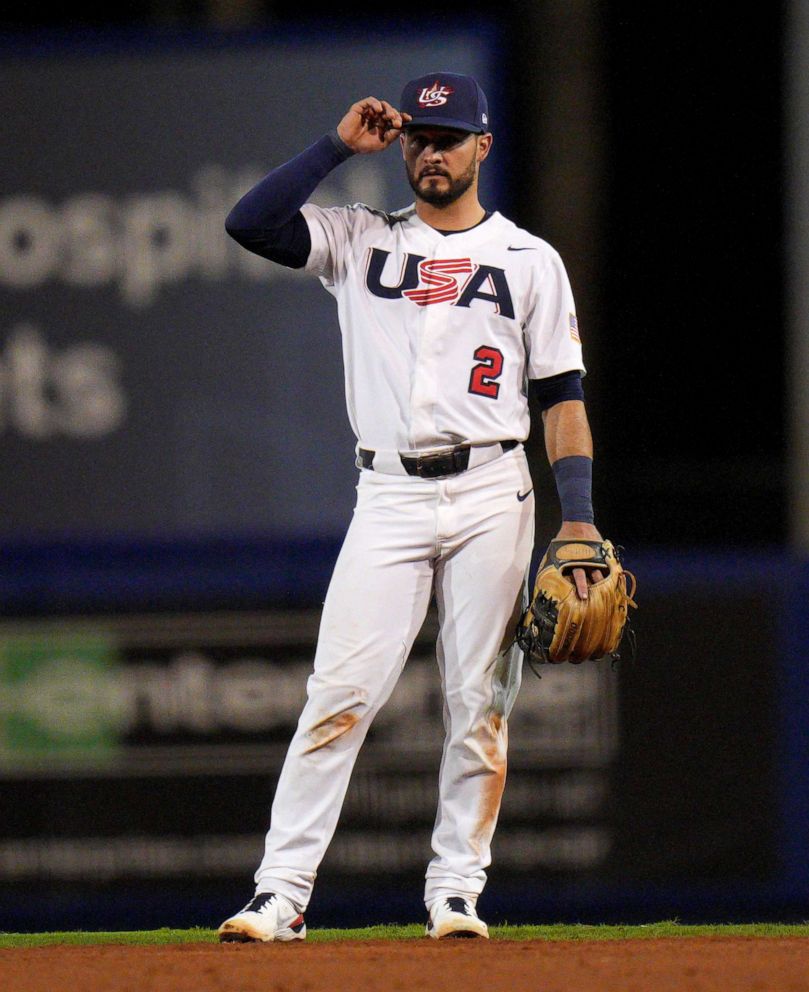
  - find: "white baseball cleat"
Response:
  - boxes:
[425,897,490,940]
[218,891,306,942]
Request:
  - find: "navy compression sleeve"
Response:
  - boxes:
[552,455,594,523]
[529,370,584,411]
[225,131,354,268]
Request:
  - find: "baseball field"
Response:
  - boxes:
[2,924,809,991]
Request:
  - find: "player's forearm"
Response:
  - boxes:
[543,400,595,525]
[225,131,354,236]
[542,399,593,464]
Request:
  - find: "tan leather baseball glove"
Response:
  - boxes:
[516,539,637,666]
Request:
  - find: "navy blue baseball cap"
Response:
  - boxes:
[400,72,490,133]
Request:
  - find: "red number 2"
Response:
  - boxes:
[468,346,504,399]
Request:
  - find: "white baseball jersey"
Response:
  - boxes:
[300,202,585,453]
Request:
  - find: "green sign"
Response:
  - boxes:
[0,635,122,766]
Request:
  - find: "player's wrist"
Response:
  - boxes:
[552,455,594,524]
[327,129,356,161]
[556,521,601,541]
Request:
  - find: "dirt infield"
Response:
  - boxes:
[2,937,809,992]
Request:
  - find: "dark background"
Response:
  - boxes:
[598,8,785,545]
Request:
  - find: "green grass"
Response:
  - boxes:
[2,922,809,948]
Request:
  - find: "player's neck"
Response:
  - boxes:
[415,187,486,232]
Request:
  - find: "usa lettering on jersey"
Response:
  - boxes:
[300,202,585,451]
[364,248,515,318]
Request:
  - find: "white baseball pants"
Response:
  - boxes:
[254,445,535,912]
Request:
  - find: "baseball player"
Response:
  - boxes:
[218,72,601,942]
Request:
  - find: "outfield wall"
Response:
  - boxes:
[0,551,806,929]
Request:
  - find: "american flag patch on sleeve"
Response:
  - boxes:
[569,313,580,342]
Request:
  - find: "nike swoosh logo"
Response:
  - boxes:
[517,488,533,502]
[507,246,537,251]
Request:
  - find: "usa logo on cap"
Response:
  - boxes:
[400,72,490,134]
[418,80,455,108]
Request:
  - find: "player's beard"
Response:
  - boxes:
[406,155,477,208]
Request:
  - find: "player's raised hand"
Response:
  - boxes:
[337,98,412,154]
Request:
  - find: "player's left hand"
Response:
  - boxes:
[553,521,604,601]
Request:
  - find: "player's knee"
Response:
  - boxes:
[302,708,362,753]
[461,711,508,771]
[300,687,369,753]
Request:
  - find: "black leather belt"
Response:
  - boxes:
[359,440,518,478]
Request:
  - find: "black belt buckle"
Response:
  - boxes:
[404,445,471,478]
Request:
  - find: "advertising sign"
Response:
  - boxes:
[0,580,778,928]
[0,36,500,543]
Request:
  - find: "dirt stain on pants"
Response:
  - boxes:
[302,710,361,754]
[471,711,508,855]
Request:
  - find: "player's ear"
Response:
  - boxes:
[476,133,493,163]
[399,132,406,157]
